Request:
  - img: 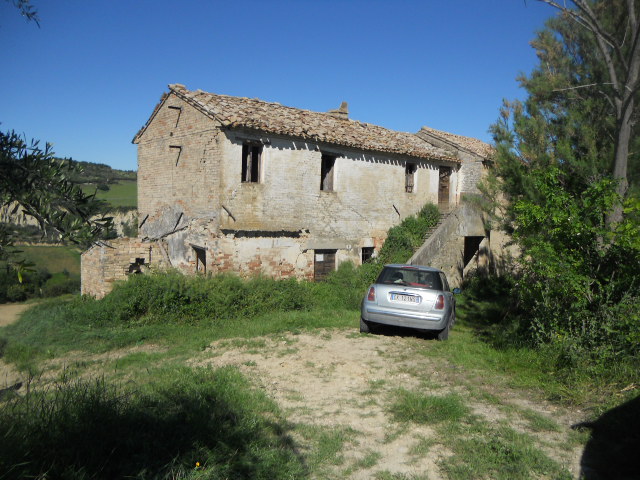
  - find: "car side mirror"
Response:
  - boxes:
[452,287,462,294]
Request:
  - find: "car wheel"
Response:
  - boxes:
[360,317,372,334]
[436,320,450,341]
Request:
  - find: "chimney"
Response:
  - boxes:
[327,101,349,120]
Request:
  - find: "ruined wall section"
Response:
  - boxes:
[81,238,155,298]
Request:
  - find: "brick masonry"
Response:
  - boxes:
[81,238,155,298]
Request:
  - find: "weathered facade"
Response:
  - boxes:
[82,84,492,298]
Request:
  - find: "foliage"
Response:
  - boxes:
[479,1,640,379]
[0,264,79,302]
[0,130,112,263]
[6,0,39,25]
[0,366,305,479]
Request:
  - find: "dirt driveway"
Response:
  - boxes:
[192,329,584,479]
[0,303,32,328]
[0,303,33,390]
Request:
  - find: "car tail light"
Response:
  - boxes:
[434,294,445,310]
[367,287,376,302]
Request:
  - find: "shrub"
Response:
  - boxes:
[6,284,28,302]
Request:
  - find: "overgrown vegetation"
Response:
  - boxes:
[0,367,305,479]
[477,0,640,396]
[0,246,81,302]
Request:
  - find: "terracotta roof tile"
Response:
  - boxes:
[165,84,458,163]
[418,126,494,159]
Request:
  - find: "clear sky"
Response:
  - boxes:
[0,0,555,171]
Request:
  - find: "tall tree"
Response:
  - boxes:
[538,0,640,225]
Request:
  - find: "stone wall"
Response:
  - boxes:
[81,238,154,298]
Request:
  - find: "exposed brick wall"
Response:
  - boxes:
[81,238,155,298]
[136,93,223,234]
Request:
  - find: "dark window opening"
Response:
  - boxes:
[463,236,484,267]
[168,105,182,128]
[170,145,182,166]
[320,154,335,191]
[314,249,336,281]
[361,247,374,264]
[127,258,146,275]
[193,246,206,274]
[242,143,262,183]
[405,163,417,193]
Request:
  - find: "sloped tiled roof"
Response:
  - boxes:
[418,126,494,159]
[135,84,458,163]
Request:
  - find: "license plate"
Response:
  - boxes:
[390,293,421,304]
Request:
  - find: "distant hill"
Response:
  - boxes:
[62,159,136,185]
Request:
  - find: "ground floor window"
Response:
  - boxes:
[193,246,206,274]
[314,249,336,281]
[361,247,374,264]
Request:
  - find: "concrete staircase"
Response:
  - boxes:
[409,202,486,287]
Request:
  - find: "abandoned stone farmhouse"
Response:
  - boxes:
[81,84,494,298]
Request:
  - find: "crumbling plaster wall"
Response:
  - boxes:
[218,132,460,250]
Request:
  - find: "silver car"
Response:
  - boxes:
[360,264,460,340]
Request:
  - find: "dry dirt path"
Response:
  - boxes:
[0,303,33,390]
[192,329,584,479]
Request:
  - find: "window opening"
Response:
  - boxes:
[405,163,417,193]
[463,236,484,267]
[168,105,182,128]
[193,246,206,274]
[170,145,182,166]
[314,249,336,281]
[242,143,262,183]
[127,258,146,275]
[361,247,374,264]
[320,154,335,191]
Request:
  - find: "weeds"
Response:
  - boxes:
[390,389,469,424]
[0,366,305,479]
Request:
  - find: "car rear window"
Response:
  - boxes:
[376,267,443,290]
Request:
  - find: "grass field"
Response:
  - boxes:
[82,180,137,208]
[14,245,81,276]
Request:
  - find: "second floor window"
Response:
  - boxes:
[242,143,262,183]
[405,163,417,193]
[321,154,335,191]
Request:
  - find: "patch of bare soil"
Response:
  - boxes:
[191,329,584,479]
[0,302,33,328]
[0,303,34,391]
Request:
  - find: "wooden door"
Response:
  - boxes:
[438,166,451,210]
[314,249,336,281]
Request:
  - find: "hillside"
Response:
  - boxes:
[62,158,136,184]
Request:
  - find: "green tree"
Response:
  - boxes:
[0,130,112,265]
[482,1,640,359]
[536,0,640,224]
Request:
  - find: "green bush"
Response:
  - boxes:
[6,284,29,302]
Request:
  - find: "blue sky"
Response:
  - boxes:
[0,1,554,171]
